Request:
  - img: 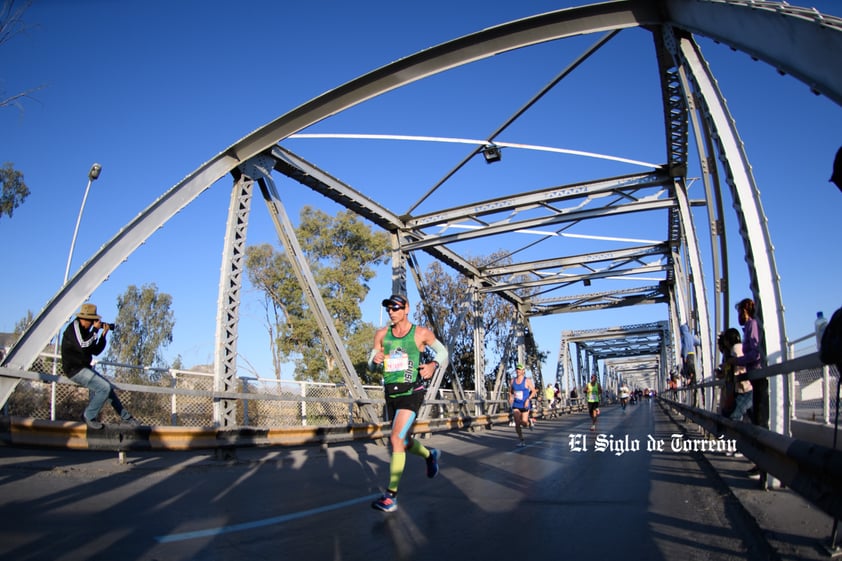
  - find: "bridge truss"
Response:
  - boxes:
[2,0,840,430]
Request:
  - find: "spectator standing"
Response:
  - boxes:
[680,323,701,406]
[728,298,765,479]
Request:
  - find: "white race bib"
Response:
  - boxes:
[384,352,409,372]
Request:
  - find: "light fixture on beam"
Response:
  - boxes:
[481,144,502,164]
[583,279,592,286]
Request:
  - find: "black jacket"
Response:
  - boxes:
[60,319,106,377]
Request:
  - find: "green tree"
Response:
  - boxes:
[106,283,175,381]
[1,1,42,221]
[245,206,389,382]
[0,162,29,219]
[12,309,33,338]
[416,253,548,392]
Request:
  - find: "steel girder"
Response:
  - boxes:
[605,355,663,390]
[527,285,668,316]
[675,33,788,441]
[212,170,255,427]
[663,0,842,106]
[561,322,671,388]
[564,322,670,359]
[247,159,383,426]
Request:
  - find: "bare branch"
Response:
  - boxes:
[0,0,43,111]
[0,0,33,47]
[0,85,44,110]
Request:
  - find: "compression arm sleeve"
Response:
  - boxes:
[428,339,448,366]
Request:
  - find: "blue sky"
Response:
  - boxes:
[1,0,840,383]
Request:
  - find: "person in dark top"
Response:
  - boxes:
[61,303,139,430]
[728,297,765,478]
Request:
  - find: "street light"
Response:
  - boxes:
[63,163,102,284]
[52,163,103,419]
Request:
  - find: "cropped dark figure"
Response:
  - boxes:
[61,303,139,430]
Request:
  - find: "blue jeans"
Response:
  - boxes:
[72,368,131,422]
[729,391,753,422]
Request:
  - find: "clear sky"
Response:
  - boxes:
[1,0,840,383]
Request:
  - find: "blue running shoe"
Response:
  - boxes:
[372,492,398,512]
[426,448,440,478]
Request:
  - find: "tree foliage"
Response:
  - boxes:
[245,206,390,382]
[12,309,33,338]
[0,162,29,219]
[106,283,175,381]
[416,253,548,393]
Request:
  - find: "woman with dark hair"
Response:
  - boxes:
[729,298,765,478]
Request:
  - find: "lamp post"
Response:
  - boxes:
[63,163,102,284]
[52,163,102,420]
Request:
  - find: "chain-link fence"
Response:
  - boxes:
[791,364,840,424]
[2,353,392,427]
[11,349,836,430]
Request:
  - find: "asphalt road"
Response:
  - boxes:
[0,399,805,561]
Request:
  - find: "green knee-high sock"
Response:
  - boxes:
[407,438,430,459]
[388,452,407,493]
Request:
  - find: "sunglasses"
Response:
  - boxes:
[385,304,405,312]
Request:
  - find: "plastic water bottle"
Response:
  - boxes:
[815,311,828,351]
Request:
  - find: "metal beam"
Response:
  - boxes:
[664,0,842,106]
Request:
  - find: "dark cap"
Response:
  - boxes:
[381,294,408,308]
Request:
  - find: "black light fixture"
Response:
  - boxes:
[583,278,592,287]
[481,144,502,164]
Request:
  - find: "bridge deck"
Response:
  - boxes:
[0,400,832,561]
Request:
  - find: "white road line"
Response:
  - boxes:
[155,493,381,543]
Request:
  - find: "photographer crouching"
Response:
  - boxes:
[60,303,140,430]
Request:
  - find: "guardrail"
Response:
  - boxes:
[0,412,511,454]
[668,351,840,446]
[659,396,842,521]
[660,350,841,524]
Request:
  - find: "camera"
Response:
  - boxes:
[99,322,117,330]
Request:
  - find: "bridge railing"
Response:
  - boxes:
[668,350,839,445]
[661,351,842,520]
[2,355,529,426]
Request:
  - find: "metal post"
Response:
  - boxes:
[170,371,178,426]
[241,377,254,426]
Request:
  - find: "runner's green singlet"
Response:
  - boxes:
[383,324,421,387]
